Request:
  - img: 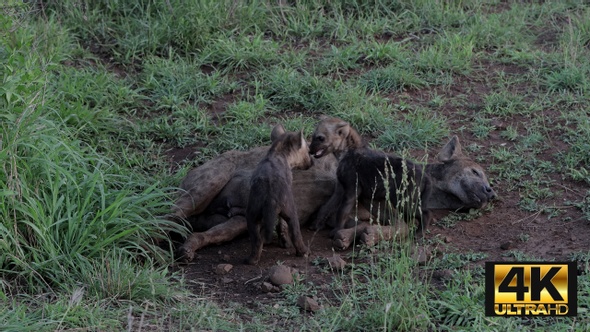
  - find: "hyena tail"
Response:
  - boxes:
[262,204,277,244]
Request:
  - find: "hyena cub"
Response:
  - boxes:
[246,124,313,265]
[309,117,432,236]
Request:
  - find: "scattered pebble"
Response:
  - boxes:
[269,265,293,286]
[222,277,233,284]
[297,296,320,312]
[215,263,233,275]
[326,255,346,271]
[411,247,430,265]
[500,241,513,250]
[432,269,454,280]
[261,281,280,293]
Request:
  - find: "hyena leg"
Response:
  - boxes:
[176,216,247,262]
[330,187,360,238]
[310,183,344,231]
[277,219,293,248]
[246,217,264,265]
[280,198,308,257]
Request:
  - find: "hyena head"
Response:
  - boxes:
[309,116,363,158]
[270,124,313,170]
[434,136,496,209]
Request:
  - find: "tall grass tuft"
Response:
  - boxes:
[0,103,185,295]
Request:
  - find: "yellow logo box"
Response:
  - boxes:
[485,262,577,316]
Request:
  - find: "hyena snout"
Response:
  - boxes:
[483,185,496,200]
[295,150,313,170]
[309,134,329,158]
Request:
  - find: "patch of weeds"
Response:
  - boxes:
[471,115,496,139]
[559,114,590,183]
[209,97,272,151]
[544,65,590,94]
[430,269,492,329]
[258,67,334,112]
[518,233,530,242]
[358,64,427,93]
[201,34,282,72]
[281,276,318,305]
[141,54,235,108]
[326,85,394,134]
[359,40,410,66]
[45,66,141,136]
[501,125,519,141]
[519,178,555,200]
[467,6,532,51]
[520,129,547,149]
[427,93,445,108]
[428,252,488,270]
[565,191,590,221]
[276,115,318,137]
[518,197,539,213]
[483,91,525,117]
[416,33,475,75]
[136,105,211,147]
[377,106,449,150]
[435,208,484,229]
[489,146,532,185]
[314,44,363,75]
[316,241,433,331]
[464,142,483,154]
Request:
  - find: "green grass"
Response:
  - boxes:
[2,0,590,330]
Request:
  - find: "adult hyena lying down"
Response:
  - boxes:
[172,120,496,261]
[309,116,496,248]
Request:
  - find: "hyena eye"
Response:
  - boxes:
[472,169,480,177]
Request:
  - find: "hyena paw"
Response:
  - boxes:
[332,229,354,250]
[175,245,195,263]
[296,248,310,258]
[245,256,259,265]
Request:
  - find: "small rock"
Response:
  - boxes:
[297,296,320,312]
[260,282,280,293]
[222,254,231,262]
[444,236,452,243]
[500,241,513,250]
[215,263,233,275]
[269,265,294,286]
[411,247,430,265]
[326,255,346,271]
[222,277,233,284]
[432,269,454,280]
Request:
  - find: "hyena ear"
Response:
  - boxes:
[271,124,286,143]
[336,121,350,138]
[438,135,464,162]
[299,129,307,148]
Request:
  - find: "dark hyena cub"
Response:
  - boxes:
[246,124,313,265]
[309,117,432,236]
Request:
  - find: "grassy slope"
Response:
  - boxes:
[1,0,589,330]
